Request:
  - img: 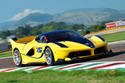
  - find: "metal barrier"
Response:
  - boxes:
[0,43,11,53]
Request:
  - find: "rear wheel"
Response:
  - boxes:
[44,47,55,66]
[13,49,23,67]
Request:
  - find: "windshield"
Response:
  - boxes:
[44,30,84,42]
[37,30,94,48]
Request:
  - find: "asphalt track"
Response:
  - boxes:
[0,42,125,69]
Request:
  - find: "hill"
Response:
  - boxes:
[0,8,125,30]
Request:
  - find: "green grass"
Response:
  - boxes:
[0,70,125,83]
[102,31,125,42]
[0,51,11,58]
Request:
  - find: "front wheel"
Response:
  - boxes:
[104,50,113,56]
[13,49,23,67]
[107,50,113,56]
[44,47,55,66]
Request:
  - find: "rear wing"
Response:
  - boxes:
[9,36,36,50]
[15,36,36,43]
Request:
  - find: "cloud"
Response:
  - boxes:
[10,9,44,21]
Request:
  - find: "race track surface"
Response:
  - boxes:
[0,42,125,69]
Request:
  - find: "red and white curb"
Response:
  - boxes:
[1,61,125,72]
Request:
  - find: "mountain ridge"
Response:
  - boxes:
[0,8,125,31]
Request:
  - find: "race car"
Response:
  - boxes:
[10,30,112,66]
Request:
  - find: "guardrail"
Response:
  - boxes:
[0,42,11,53]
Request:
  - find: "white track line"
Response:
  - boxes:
[109,40,125,45]
[99,64,125,69]
[80,62,120,70]
[0,69,7,72]
[5,67,28,72]
[55,63,83,70]
[62,63,95,70]
[1,61,125,72]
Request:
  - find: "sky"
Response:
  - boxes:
[0,0,125,22]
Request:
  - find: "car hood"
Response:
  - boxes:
[57,40,94,49]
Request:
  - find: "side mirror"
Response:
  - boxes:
[35,37,40,41]
[35,36,48,43]
[85,31,90,34]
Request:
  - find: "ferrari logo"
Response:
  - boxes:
[37,47,42,53]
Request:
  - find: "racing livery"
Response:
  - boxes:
[10,30,111,66]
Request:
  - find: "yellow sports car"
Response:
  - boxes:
[10,30,111,66]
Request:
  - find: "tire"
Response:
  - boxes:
[107,50,113,56]
[104,50,113,56]
[13,49,23,67]
[44,47,55,66]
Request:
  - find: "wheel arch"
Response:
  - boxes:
[13,48,18,51]
[12,48,19,54]
[44,46,55,58]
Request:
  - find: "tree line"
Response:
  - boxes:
[0,21,107,39]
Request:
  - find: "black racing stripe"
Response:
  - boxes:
[96,35,105,41]
[54,42,68,48]
[85,39,95,48]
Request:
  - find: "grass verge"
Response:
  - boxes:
[0,51,11,58]
[0,70,125,83]
[102,31,125,42]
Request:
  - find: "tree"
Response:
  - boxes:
[1,30,11,39]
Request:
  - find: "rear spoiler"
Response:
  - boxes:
[16,36,36,43]
[10,36,36,44]
[9,36,36,49]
